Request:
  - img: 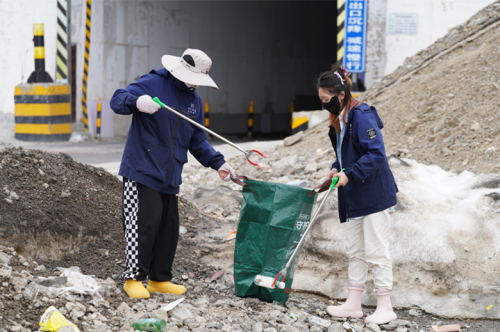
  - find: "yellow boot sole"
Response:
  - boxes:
[147,280,186,295]
[123,279,150,299]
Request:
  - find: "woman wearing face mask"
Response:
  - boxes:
[318,64,399,325]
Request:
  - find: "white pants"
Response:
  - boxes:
[345,209,393,289]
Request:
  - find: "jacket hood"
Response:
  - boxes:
[346,103,384,129]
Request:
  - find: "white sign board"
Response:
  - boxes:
[388,13,419,35]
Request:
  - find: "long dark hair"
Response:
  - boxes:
[317,63,360,133]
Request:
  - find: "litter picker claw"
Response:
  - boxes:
[254,170,345,290]
[152,97,266,167]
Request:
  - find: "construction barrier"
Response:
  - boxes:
[56,0,69,81]
[247,101,254,139]
[96,97,102,140]
[82,0,92,132]
[204,100,210,138]
[28,24,53,83]
[14,84,72,141]
[204,100,210,128]
[337,0,346,63]
[291,116,308,135]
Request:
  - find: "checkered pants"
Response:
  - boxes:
[122,178,140,279]
[121,178,179,281]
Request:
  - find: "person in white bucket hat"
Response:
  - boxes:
[110,48,235,299]
[162,48,219,89]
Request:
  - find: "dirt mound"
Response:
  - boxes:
[0,147,222,279]
[0,147,123,265]
[0,147,238,329]
[364,1,500,100]
[359,1,500,173]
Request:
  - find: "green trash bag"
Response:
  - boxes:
[232,175,319,304]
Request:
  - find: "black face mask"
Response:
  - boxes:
[323,96,341,115]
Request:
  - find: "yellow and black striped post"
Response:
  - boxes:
[56,0,69,81]
[291,116,308,135]
[14,84,72,141]
[289,102,294,132]
[27,24,53,83]
[82,0,92,132]
[337,0,346,63]
[204,100,210,138]
[247,101,254,139]
[96,97,102,141]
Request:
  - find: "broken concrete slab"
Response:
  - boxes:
[283,131,304,147]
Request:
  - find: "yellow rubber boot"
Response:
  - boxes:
[123,279,150,299]
[147,280,187,295]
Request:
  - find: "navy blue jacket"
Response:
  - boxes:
[110,69,225,194]
[329,103,398,223]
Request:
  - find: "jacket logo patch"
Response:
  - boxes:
[187,103,197,114]
[366,128,377,140]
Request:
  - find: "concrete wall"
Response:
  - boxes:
[363,0,496,88]
[75,0,336,136]
[383,0,497,75]
[365,0,388,88]
[1,0,496,136]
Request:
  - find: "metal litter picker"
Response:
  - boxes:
[254,170,345,289]
[152,97,266,167]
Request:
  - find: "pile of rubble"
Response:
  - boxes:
[1,146,498,331]
[0,243,482,332]
[360,1,500,174]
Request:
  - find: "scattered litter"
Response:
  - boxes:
[33,287,40,302]
[430,324,461,332]
[408,308,422,316]
[486,304,493,310]
[289,312,298,322]
[55,268,103,304]
[38,306,80,331]
[286,180,307,188]
[227,231,237,241]
[343,322,358,332]
[160,297,185,312]
[132,318,166,331]
[316,147,333,156]
[210,270,225,282]
[68,133,88,143]
[200,203,216,214]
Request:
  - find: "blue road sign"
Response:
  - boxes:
[343,0,367,73]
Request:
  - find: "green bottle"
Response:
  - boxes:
[132,318,166,332]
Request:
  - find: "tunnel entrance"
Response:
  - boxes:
[186,0,338,137]
[96,0,339,137]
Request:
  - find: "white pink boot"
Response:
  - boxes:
[364,288,397,324]
[326,284,364,318]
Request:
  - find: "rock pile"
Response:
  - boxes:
[2,146,496,330]
[0,242,483,332]
[1,146,498,331]
[360,0,500,174]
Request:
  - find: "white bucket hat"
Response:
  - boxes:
[162,48,218,90]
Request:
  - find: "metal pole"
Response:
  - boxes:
[280,186,334,276]
[96,97,101,140]
[158,103,249,156]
